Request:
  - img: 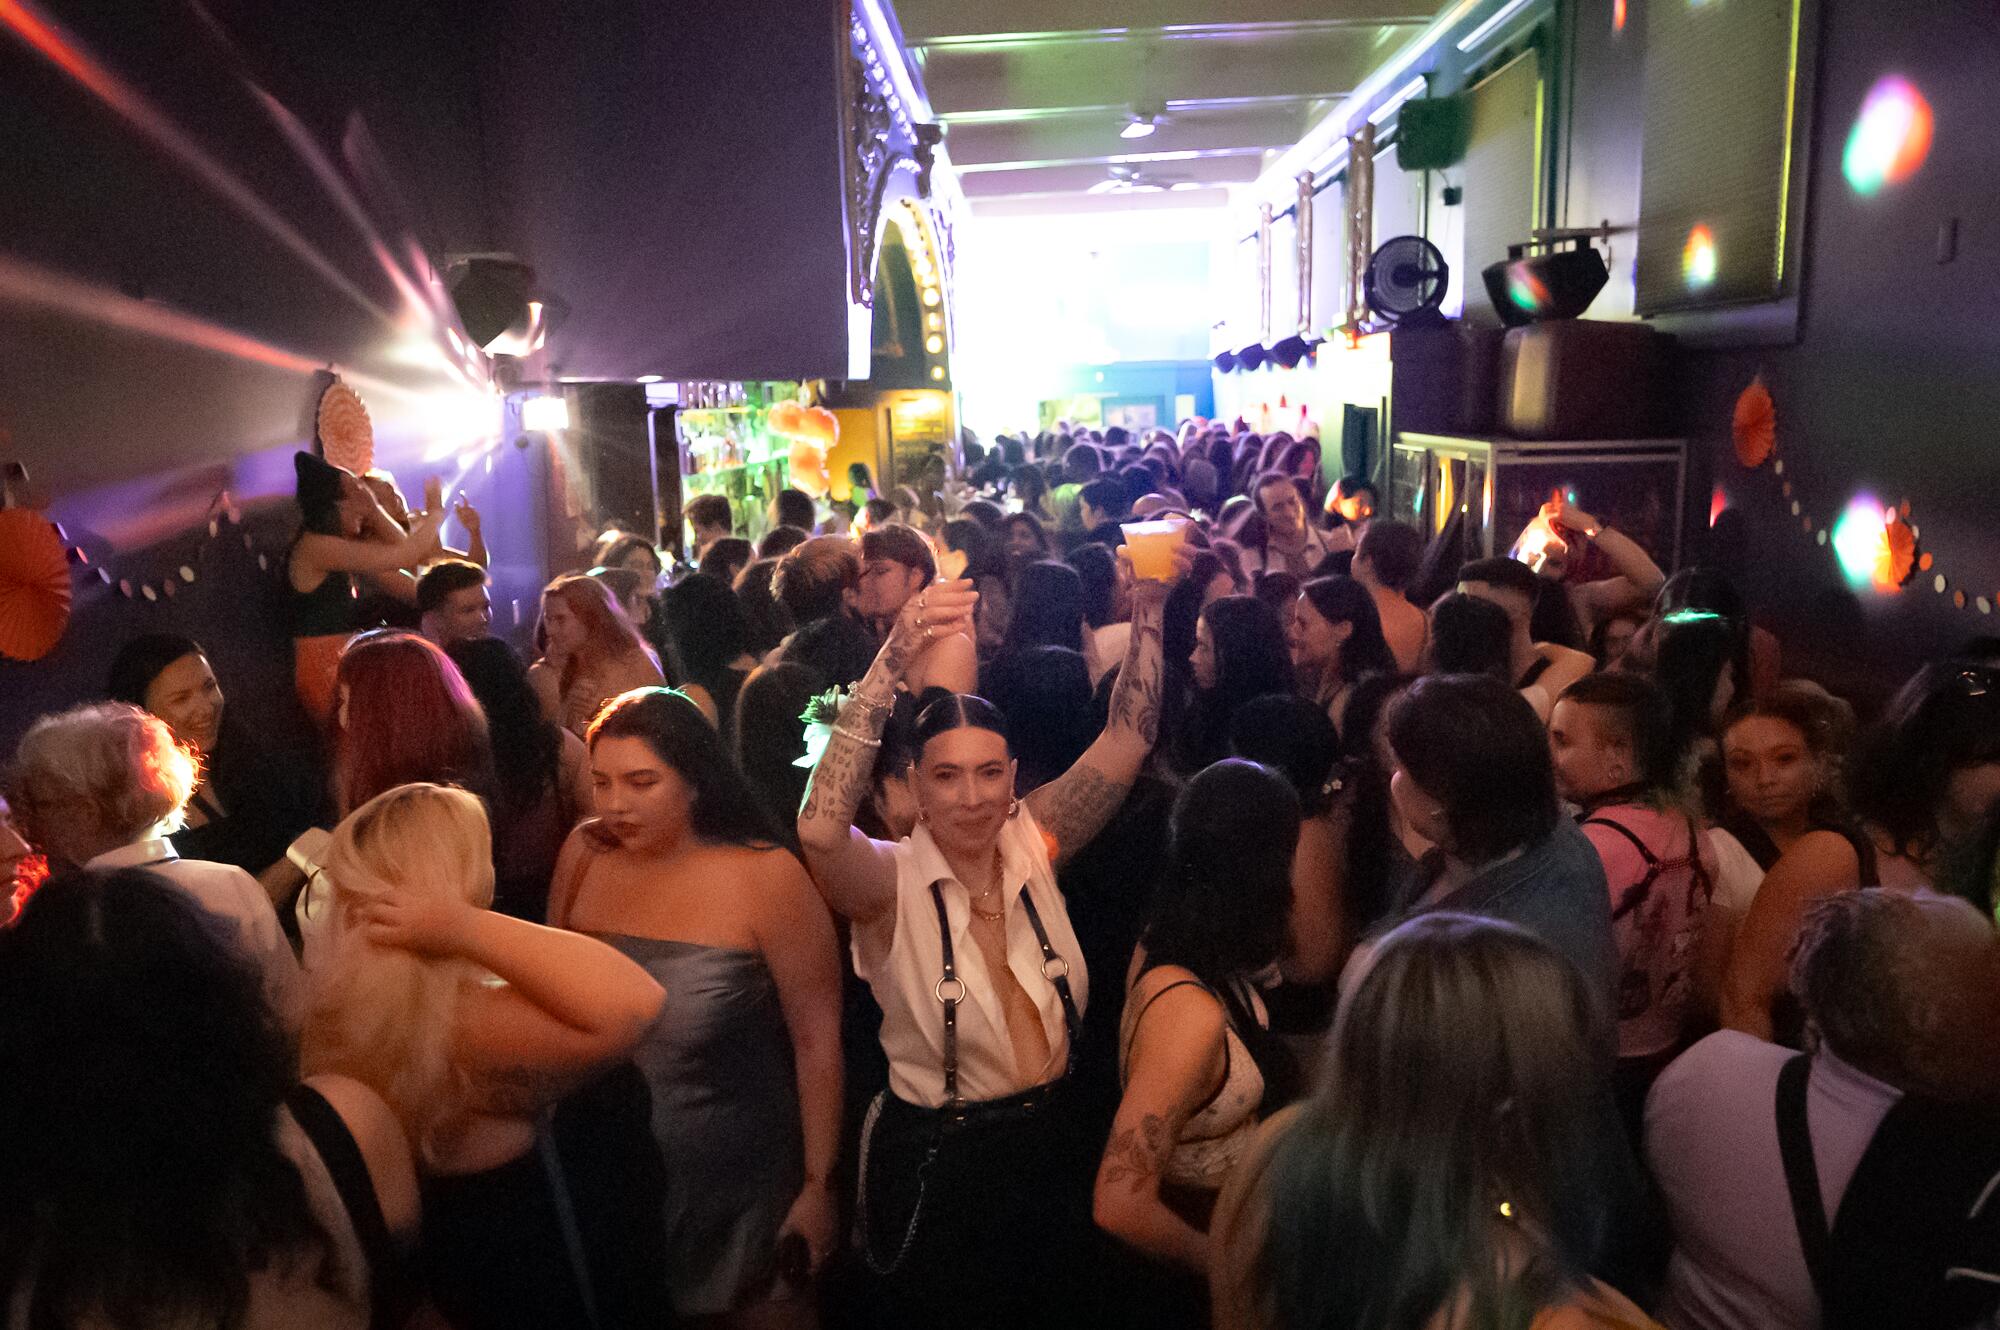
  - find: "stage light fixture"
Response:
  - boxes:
[522,394,569,433]
[1480,236,1610,327]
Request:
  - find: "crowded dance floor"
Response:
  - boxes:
[3,1,1998,1328]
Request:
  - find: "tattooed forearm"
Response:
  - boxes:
[1029,762,1129,862]
[797,614,917,836]
[1108,603,1165,746]
[797,685,893,834]
[1098,1112,1171,1195]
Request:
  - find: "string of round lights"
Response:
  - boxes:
[1725,374,1990,616]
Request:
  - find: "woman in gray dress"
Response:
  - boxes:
[549,688,842,1326]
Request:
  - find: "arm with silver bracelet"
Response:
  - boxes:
[797,580,979,922]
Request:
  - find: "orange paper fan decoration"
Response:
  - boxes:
[787,440,831,496]
[768,400,806,436]
[803,406,840,447]
[1733,376,1775,468]
[0,508,74,661]
[317,380,375,474]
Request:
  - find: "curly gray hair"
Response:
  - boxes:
[8,703,197,850]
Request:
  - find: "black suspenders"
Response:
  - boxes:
[927,881,1082,1111]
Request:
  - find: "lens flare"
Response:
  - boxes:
[1843,75,1933,196]
[1507,269,1552,315]
[1830,494,1916,592]
[1682,225,1717,288]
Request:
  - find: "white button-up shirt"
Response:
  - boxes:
[87,838,304,1032]
[852,806,1090,1109]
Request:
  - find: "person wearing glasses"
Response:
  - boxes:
[1722,660,2000,1042]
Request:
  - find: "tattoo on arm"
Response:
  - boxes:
[1031,761,1131,862]
[471,1060,579,1117]
[1099,1112,1171,1195]
[1108,621,1164,745]
[797,654,900,834]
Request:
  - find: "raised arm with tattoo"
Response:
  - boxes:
[797,579,980,922]
[1024,546,1187,867]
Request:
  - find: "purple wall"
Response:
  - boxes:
[1557,0,2000,704]
[1,0,893,751]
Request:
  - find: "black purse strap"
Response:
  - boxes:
[1775,1053,1838,1313]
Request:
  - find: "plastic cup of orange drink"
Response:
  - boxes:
[1120,517,1190,581]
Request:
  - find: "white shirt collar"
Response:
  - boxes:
[905,814,1038,901]
[86,837,181,871]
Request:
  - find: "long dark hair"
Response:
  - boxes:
[1176,596,1295,775]
[293,451,348,536]
[1002,561,1086,655]
[1651,613,1738,776]
[0,869,335,1329]
[1142,759,1302,1107]
[981,647,1095,793]
[446,637,563,821]
[1067,543,1121,630]
[942,518,1006,584]
[1851,660,2000,859]
[587,688,783,850]
[1163,550,1229,667]
[1258,913,1612,1330]
[1300,576,1397,686]
[1144,759,1299,982]
[1426,592,1513,680]
[661,573,753,689]
[732,661,826,844]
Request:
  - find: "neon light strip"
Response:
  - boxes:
[1368,75,1429,126]
[1251,0,1483,202]
[853,0,931,122]
[1773,0,1804,287]
[1456,0,1536,53]
[1531,76,1546,234]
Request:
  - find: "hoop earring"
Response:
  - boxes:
[1008,798,1021,819]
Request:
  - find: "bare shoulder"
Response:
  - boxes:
[299,1072,420,1237]
[1128,965,1227,1037]
[1768,828,1862,882]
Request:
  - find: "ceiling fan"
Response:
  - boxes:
[1085,164,1203,195]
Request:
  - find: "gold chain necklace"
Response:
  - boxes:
[968,849,1006,921]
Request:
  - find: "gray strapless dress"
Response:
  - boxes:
[591,934,802,1317]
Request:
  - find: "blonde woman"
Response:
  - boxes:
[529,574,666,735]
[302,783,667,1329]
